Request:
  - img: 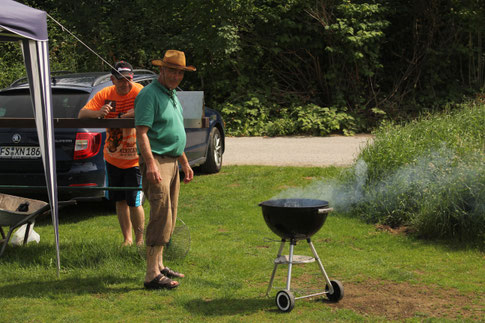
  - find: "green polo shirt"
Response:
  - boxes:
[134,80,186,157]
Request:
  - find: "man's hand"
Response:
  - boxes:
[178,153,193,183]
[181,163,194,183]
[146,159,162,184]
[98,102,113,118]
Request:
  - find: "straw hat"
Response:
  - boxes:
[152,50,196,72]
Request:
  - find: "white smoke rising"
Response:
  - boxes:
[272,158,368,211]
[272,145,484,217]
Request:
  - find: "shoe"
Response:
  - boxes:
[160,267,184,278]
[144,274,179,290]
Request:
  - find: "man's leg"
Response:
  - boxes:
[158,246,165,273]
[116,200,132,246]
[142,156,180,288]
[130,205,144,246]
[145,245,178,288]
[145,245,162,282]
[157,160,184,277]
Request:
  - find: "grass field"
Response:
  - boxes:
[0,166,483,322]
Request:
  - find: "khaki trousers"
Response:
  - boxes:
[140,154,180,246]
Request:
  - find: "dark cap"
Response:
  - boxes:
[111,61,133,79]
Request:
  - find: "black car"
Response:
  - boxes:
[0,70,225,201]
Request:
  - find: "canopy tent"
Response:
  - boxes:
[0,0,60,275]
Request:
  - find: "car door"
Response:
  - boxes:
[177,91,208,164]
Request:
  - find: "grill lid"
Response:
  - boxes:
[259,198,328,209]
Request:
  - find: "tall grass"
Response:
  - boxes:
[346,101,485,245]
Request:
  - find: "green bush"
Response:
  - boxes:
[0,43,25,88]
[345,101,485,245]
[219,96,356,136]
[3,1,485,133]
[294,104,355,136]
[219,96,271,136]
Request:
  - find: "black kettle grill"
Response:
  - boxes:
[259,198,344,312]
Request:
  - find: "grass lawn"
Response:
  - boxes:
[0,165,483,322]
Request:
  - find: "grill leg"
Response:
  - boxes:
[307,238,334,294]
[286,239,296,291]
[266,239,286,296]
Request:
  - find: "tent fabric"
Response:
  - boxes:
[21,39,60,272]
[0,0,60,275]
[0,0,48,41]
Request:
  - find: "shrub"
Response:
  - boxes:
[219,96,356,136]
[219,96,271,136]
[293,104,355,136]
[345,101,485,245]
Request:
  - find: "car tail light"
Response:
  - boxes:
[74,132,102,160]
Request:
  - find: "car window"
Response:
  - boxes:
[136,79,155,87]
[0,89,90,118]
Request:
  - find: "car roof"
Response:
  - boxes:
[3,70,157,92]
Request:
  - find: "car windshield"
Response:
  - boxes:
[0,89,89,118]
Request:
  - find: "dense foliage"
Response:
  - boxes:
[1,0,485,134]
[345,101,484,245]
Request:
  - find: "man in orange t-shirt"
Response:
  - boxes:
[79,61,145,246]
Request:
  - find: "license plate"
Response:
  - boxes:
[0,146,41,159]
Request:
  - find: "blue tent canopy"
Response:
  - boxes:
[0,0,48,41]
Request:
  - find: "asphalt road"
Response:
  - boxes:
[223,135,374,167]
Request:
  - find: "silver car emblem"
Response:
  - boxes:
[12,133,21,143]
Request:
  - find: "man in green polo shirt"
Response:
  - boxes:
[135,50,195,290]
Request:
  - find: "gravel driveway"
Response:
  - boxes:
[223,135,373,167]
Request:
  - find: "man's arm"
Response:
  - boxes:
[78,101,113,119]
[178,153,194,183]
[120,108,134,118]
[136,125,161,184]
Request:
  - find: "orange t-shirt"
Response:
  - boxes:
[81,83,143,169]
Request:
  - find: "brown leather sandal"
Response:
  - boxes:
[160,267,185,278]
[144,274,179,290]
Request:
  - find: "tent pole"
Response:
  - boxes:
[21,39,60,278]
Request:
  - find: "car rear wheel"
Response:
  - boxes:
[199,127,222,173]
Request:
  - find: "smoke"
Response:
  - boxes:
[272,145,484,219]
[272,158,368,211]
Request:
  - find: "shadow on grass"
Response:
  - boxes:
[27,200,116,227]
[0,275,137,298]
[0,242,143,268]
[183,297,274,316]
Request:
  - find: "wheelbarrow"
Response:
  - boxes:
[0,193,74,257]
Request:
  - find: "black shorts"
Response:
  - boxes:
[105,162,143,207]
